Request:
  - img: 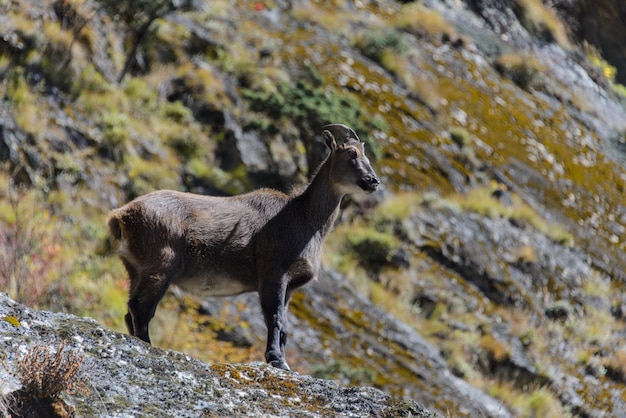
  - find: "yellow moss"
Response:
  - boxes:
[4,315,21,327]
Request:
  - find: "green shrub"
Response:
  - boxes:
[346,226,400,267]
[311,361,375,386]
[243,79,385,159]
[100,111,131,148]
[355,29,408,64]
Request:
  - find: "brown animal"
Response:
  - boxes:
[107,124,380,370]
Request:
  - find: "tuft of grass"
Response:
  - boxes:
[345,226,401,268]
[479,334,510,364]
[584,42,626,98]
[378,49,442,112]
[292,2,352,36]
[448,185,574,247]
[394,3,457,43]
[495,52,544,90]
[15,342,88,400]
[4,67,47,135]
[449,126,471,148]
[602,349,626,383]
[311,360,376,387]
[354,29,408,64]
[513,0,571,49]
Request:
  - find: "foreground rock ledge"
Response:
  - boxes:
[0,293,436,417]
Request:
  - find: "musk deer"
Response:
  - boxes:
[107,124,380,370]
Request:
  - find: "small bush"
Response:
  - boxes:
[311,361,375,386]
[354,30,408,64]
[494,52,544,90]
[243,78,384,159]
[512,0,570,49]
[346,226,401,268]
[3,341,89,417]
[0,182,71,307]
[16,342,88,399]
[450,127,471,148]
[394,3,456,42]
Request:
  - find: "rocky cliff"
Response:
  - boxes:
[0,292,436,417]
[1,0,626,417]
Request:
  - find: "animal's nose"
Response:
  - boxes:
[368,176,380,190]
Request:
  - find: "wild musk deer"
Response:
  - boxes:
[107,124,380,370]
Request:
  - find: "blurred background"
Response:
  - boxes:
[1,0,626,416]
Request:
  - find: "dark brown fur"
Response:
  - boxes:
[107,124,379,370]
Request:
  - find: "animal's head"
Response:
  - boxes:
[323,124,380,195]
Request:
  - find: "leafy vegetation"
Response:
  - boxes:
[354,30,408,64]
[243,77,386,159]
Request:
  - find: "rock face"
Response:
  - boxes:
[201,270,513,417]
[0,292,435,417]
[553,0,626,85]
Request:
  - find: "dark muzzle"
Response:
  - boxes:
[359,175,380,192]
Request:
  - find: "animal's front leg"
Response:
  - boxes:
[260,277,290,371]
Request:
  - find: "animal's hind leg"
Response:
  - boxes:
[121,259,139,336]
[127,271,173,344]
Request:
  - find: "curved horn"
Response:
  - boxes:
[322,124,361,143]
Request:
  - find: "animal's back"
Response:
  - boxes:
[108,189,291,296]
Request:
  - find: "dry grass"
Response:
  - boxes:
[16,341,88,400]
[488,380,566,418]
[2,341,89,417]
[495,52,545,90]
[602,349,626,382]
[393,3,456,43]
[448,185,574,247]
[513,0,570,49]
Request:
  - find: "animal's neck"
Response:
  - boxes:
[295,157,342,236]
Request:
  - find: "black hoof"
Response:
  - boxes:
[269,359,291,371]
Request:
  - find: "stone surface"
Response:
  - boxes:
[0,292,435,417]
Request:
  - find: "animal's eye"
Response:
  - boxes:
[348,148,358,159]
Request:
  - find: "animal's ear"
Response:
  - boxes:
[323,130,338,151]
